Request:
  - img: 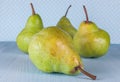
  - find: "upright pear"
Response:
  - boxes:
[57,5,77,38]
[28,26,96,80]
[16,3,43,53]
[73,5,110,58]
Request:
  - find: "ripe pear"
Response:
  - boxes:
[73,5,110,58]
[28,26,96,80]
[16,3,43,53]
[57,5,77,38]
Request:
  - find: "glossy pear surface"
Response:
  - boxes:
[16,14,43,53]
[28,26,83,75]
[73,21,110,58]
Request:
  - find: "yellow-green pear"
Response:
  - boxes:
[28,26,96,80]
[16,3,43,53]
[57,5,77,38]
[73,5,110,58]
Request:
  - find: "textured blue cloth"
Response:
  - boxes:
[0,42,120,82]
[0,0,120,43]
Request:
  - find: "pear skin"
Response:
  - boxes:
[28,26,96,80]
[73,5,110,58]
[57,5,77,38]
[16,3,43,53]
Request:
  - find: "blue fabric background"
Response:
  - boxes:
[0,0,120,44]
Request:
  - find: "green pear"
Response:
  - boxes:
[28,26,96,80]
[16,3,43,53]
[73,5,110,58]
[57,5,77,38]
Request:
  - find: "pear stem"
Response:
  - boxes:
[65,5,72,17]
[83,5,89,23]
[78,66,96,80]
[30,3,36,15]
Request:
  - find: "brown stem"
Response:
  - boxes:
[83,5,89,23]
[65,5,72,17]
[30,3,36,15]
[78,66,96,80]
[71,65,96,80]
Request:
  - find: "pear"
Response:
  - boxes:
[57,5,77,38]
[73,5,110,58]
[16,3,43,53]
[28,26,96,80]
